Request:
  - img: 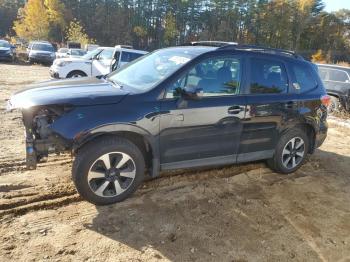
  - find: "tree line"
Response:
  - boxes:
[0,0,350,62]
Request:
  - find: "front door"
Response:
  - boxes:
[92,48,114,76]
[159,55,246,169]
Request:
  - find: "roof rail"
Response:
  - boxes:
[181,41,238,47]
[219,44,304,59]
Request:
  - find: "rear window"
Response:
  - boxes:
[292,64,318,92]
[249,58,288,94]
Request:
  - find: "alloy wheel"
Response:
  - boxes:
[87,152,136,197]
[281,137,305,169]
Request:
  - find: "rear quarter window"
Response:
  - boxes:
[291,63,318,93]
[328,69,349,83]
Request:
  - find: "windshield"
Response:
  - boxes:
[33,43,54,52]
[58,48,68,53]
[108,47,211,91]
[71,49,86,56]
[82,48,102,60]
[0,41,10,48]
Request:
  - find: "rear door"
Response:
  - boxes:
[239,56,298,162]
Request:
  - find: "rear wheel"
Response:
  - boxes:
[267,128,309,174]
[72,137,145,205]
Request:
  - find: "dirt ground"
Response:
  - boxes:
[0,64,349,262]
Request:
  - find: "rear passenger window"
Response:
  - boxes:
[329,69,349,82]
[249,58,288,94]
[292,64,318,92]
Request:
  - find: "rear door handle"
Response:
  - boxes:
[228,106,244,115]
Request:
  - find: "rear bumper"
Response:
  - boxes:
[315,121,328,149]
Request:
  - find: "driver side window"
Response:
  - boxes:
[166,56,241,99]
[98,49,114,61]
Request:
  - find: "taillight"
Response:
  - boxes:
[321,95,331,107]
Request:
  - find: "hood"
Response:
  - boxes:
[53,57,90,65]
[7,77,129,110]
[29,50,55,55]
[0,47,11,52]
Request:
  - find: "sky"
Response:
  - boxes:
[323,0,350,12]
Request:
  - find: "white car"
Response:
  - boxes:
[50,46,148,79]
[56,48,69,59]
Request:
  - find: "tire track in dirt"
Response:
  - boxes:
[0,162,265,218]
[0,156,72,175]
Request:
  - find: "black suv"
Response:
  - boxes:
[317,64,350,112]
[8,44,329,205]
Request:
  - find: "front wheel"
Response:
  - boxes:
[72,137,145,205]
[67,71,87,78]
[267,129,309,174]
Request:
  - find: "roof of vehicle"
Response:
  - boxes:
[114,46,148,54]
[30,41,53,46]
[183,41,238,47]
[0,39,9,43]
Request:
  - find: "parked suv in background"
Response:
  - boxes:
[317,64,350,112]
[50,45,148,78]
[27,41,56,65]
[0,39,15,62]
[8,44,329,205]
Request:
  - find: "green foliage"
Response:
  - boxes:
[164,12,178,45]
[2,0,350,62]
[66,19,94,46]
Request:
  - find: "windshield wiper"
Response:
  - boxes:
[105,78,123,89]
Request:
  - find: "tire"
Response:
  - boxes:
[72,136,145,205]
[267,128,309,174]
[328,96,340,114]
[67,71,87,78]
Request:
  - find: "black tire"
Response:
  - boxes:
[267,128,309,174]
[67,70,87,78]
[72,136,145,205]
[328,96,340,114]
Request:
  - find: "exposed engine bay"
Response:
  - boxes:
[22,106,70,169]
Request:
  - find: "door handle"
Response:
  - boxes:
[228,106,244,115]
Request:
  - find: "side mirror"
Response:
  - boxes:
[182,86,203,100]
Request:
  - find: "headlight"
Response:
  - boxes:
[50,53,55,58]
[5,50,12,55]
[55,61,71,67]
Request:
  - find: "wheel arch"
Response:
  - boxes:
[73,124,159,177]
[280,123,316,154]
[67,70,88,78]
